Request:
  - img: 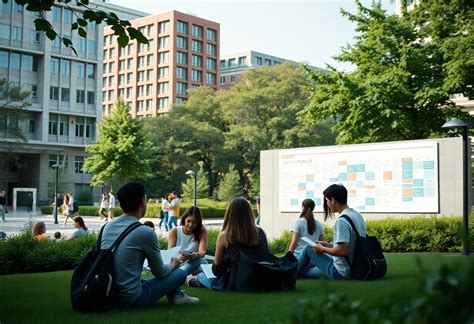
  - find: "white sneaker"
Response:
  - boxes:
[171,291,200,305]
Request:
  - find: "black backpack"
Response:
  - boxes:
[341,215,387,280]
[70,222,143,312]
[235,249,298,292]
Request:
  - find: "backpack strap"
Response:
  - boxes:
[340,214,361,238]
[95,223,107,251]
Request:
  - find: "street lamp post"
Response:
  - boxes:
[185,170,197,207]
[52,163,59,224]
[442,118,470,256]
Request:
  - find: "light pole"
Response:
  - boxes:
[185,170,197,207]
[442,118,470,255]
[52,163,59,224]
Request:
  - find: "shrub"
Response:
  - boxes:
[268,230,292,254]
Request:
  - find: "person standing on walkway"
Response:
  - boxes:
[108,190,116,220]
[0,190,6,222]
[63,193,74,226]
[167,191,180,230]
[99,193,108,221]
[26,193,33,213]
[159,193,171,231]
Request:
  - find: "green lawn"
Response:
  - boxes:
[0,253,472,324]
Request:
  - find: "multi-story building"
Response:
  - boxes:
[219,51,323,89]
[102,11,220,117]
[0,1,105,206]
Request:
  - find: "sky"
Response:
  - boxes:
[110,0,395,72]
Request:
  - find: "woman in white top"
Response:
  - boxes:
[98,193,108,221]
[168,206,209,275]
[289,198,324,278]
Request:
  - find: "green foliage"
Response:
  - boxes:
[14,0,147,53]
[217,164,243,201]
[181,168,210,200]
[75,188,92,205]
[268,230,292,254]
[291,262,474,324]
[83,99,153,186]
[302,1,474,144]
[206,228,219,256]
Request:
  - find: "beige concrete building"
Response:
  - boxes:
[102,11,220,117]
[0,1,107,206]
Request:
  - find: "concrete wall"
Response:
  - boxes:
[260,137,470,238]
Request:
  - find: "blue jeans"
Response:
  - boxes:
[180,257,207,275]
[196,272,214,289]
[297,246,345,280]
[0,206,5,221]
[167,216,178,230]
[294,251,322,279]
[132,268,186,308]
[256,214,260,225]
[158,211,169,230]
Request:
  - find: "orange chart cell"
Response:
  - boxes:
[338,161,347,165]
[402,188,413,197]
[383,171,392,180]
[347,173,356,181]
[366,185,375,189]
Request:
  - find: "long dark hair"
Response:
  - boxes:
[300,198,316,235]
[222,197,258,246]
[180,206,204,242]
[323,184,348,221]
[73,216,87,231]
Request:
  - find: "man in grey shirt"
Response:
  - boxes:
[101,181,199,308]
[297,184,367,280]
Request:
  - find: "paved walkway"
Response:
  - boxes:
[0,208,224,239]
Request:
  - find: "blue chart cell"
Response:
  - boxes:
[306,191,314,198]
[402,161,413,170]
[298,183,306,190]
[423,160,435,169]
[402,170,413,179]
[357,205,366,210]
[365,172,375,180]
[402,197,413,202]
[403,184,412,188]
[413,179,424,187]
[330,177,339,182]
[315,197,322,206]
[348,164,365,172]
[290,199,299,206]
[338,173,347,181]
[365,198,375,205]
[413,188,424,197]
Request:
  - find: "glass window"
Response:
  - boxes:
[75,156,84,173]
[146,84,153,96]
[206,72,216,85]
[158,97,169,109]
[75,117,84,137]
[119,59,126,70]
[64,9,72,24]
[50,57,59,74]
[59,116,69,136]
[89,21,96,30]
[147,69,154,81]
[230,75,236,82]
[159,21,169,33]
[207,58,216,70]
[10,52,20,69]
[119,74,125,85]
[22,55,32,71]
[87,40,96,54]
[238,56,247,65]
[158,51,169,64]
[87,64,95,79]
[264,58,272,66]
[176,97,186,104]
[158,67,169,78]
[77,63,85,78]
[158,36,169,49]
[148,40,154,51]
[147,55,153,66]
[127,58,133,69]
[48,117,58,135]
[192,55,202,68]
[61,59,71,76]
[52,6,61,22]
[76,89,85,103]
[207,43,217,56]
[49,86,59,100]
[78,37,86,52]
[61,88,70,102]
[30,30,40,43]
[158,82,169,94]
[12,26,22,41]
[191,40,202,52]
[176,82,187,95]
[177,20,188,34]
[127,72,132,84]
[220,76,225,84]
[177,36,187,49]
[2,0,11,12]
[127,44,133,55]
[29,84,37,97]
[192,25,203,38]
[220,60,226,68]
[0,50,8,68]
[176,67,187,79]
[52,36,60,47]
[87,91,95,104]
[28,119,35,133]
[177,51,187,65]
[0,24,10,40]
[256,56,262,65]
[138,71,145,82]
[85,118,94,138]
[191,70,202,82]
[207,28,217,41]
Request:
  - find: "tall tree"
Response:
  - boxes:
[83,99,153,186]
[3,0,147,52]
[217,164,243,202]
[181,167,210,200]
[302,1,474,144]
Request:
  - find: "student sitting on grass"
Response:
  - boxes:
[186,197,269,291]
[54,231,62,241]
[33,221,48,240]
[167,206,208,275]
[288,198,324,279]
[68,216,88,240]
[296,184,367,280]
[100,181,199,307]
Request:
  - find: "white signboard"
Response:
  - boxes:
[279,141,439,213]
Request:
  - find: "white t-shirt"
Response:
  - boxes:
[108,195,115,209]
[332,208,367,279]
[291,217,324,254]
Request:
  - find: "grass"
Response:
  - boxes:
[0,253,472,323]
